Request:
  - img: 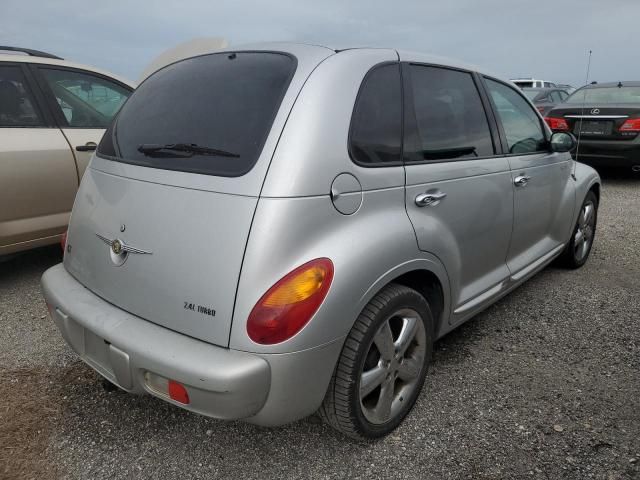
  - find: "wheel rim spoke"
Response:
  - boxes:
[373,321,394,361]
[373,378,394,423]
[583,204,594,227]
[580,236,589,259]
[360,364,386,398]
[397,356,421,381]
[394,316,418,356]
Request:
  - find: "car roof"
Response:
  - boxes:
[0,51,135,88]
[580,81,640,88]
[204,42,504,79]
[511,78,552,82]
[522,87,564,92]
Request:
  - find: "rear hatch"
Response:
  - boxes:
[548,85,640,141]
[549,104,640,140]
[63,48,330,347]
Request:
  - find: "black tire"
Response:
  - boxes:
[559,190,598,269]
[318,283,434,440]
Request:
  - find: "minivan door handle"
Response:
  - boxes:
[415,191,447,207]
[514,175,531,187]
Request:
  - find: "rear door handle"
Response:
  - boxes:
[514,175,531,187]
[415,191,447,207]
[76,142,97,152]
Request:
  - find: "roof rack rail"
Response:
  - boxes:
[0,46,63,60]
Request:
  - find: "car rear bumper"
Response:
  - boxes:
[574,138,640,168]
[41,263,343,425]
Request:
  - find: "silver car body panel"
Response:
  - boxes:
[42,42,601,426]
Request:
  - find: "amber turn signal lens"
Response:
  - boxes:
[247,258,334,345]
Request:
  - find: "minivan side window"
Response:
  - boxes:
[0,65,43,127]
[485,78,547,155]
[349,63,402,165]
[404,65,494,162]
[39,68,130,128]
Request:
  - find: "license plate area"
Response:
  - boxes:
[574,120,612,136]
[84,329,116,379]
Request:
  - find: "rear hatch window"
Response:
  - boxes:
[98,52,296,177]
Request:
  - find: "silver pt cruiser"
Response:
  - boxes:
[42,43,601,439]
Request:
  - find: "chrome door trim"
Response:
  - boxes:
[564,115,628,119]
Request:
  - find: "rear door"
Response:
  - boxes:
[402,64,514,318]
[31,65,132,178]
[0,62,77,252]
[62,49,325,346]
[483,77,574,277]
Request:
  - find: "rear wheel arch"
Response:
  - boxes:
[590,182,601,203]
[391,269,445,338]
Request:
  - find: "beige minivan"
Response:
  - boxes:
[0,46,133,256]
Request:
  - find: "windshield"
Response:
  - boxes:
[566,86,640,105]
[98,52,296,177]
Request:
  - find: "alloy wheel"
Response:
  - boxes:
[574,200,596,261]
[359,308,426,425]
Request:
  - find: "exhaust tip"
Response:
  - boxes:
[632,165,640,172]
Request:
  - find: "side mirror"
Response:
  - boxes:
[550,132,576,153]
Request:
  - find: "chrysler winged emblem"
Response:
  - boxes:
[96,234,152,255]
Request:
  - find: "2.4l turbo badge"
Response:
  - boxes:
[184,301,216,317]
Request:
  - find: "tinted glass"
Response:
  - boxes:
[99,52,295,177]
[0,65,42,127]
[350,64,402,165]
[550,91,562,102]
[405,66,494,162]
[559,91,569,101]
[566,86,640,104]
[486,79,547,154]
[40,68,130,127]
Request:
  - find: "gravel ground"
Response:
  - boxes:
[1,170,638,480]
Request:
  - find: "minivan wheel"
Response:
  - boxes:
[319,284,433,440]
[559,190,598,269]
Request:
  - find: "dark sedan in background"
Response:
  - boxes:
[523,87,570,116]
[545,81,640,172]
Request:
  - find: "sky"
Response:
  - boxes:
[1,0,638,86]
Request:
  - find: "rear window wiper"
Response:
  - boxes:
[137,143,240,158]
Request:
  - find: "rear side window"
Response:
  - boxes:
[349,63,402,166]
[405,65,494,162]
[99,52,296,177]
[0,65,43,127]
[485,78,547,154]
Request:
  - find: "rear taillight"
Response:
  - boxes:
[619,118,640,132]
[247,258,334,345]
[545,117,569,131]
[60,230,67,252]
